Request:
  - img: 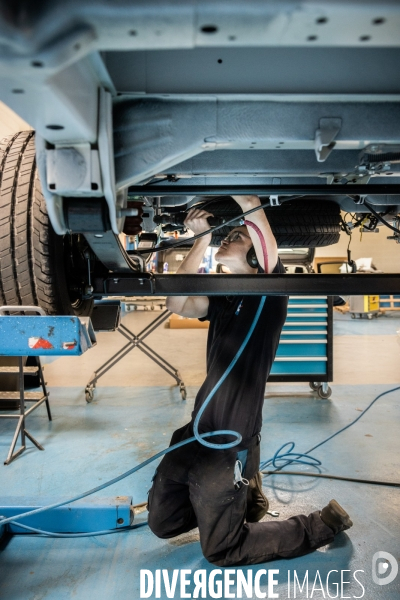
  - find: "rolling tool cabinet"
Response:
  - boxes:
[269,296,333,399]
[349,295,380,319]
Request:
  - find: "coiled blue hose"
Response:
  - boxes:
[259,384,400,474]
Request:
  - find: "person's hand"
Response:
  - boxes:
[184,208,214,242]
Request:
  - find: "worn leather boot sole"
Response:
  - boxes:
[246,471,269,522]
[320,499,353,534]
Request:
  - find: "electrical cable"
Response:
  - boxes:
[339,215,356,272]
[363,201,400,234]
[135,195,305,255]
[260,471,400,488]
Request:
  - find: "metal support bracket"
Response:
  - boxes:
[36,87,123,236]
[46,143,103,195]
[269,195,280,207]
[327,173,371,185]
[97,272,155,295]
[314,118,342,163]
[352,195,366,205]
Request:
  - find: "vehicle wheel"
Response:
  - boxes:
[309,382,319,391]
[318,385,332,399]
[194,198,341,248]
[0,131,93,316]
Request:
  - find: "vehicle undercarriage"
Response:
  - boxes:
[0,0,399,312]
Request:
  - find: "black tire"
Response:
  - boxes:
[0,131,93,316]
[195,197,341,247]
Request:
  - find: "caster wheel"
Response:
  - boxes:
[85,388,94,403]
[180,386,187,401]
[350,313,355,319]
[151,305,155,310]
[367,313,373,320]
[318,385,332,400]
[309,382,319,392]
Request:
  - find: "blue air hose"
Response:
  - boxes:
[259,385,400,474]
[0,296,267,532]
[192,295,266,449]
[2,317,399,536]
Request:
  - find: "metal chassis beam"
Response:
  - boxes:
[92,273,400,297]
[128,184,400,197]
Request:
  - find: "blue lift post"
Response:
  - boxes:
[0,306,137,540]
[0,310,96,357]
[0,496,133,534]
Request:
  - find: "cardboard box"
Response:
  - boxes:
[169,314,209,329]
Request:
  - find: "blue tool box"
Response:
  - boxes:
[270,296,333,382]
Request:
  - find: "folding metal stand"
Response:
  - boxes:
[85,309,186,403]
[0,356,51,465]
[0,304,96,465]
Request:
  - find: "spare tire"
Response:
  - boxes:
[195,197,341,247]
[0,131,93,315]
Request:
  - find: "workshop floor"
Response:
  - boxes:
[1,308,399,600]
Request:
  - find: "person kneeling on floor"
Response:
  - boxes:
[147,194,353,566]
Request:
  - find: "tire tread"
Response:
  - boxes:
[0,131,92,315]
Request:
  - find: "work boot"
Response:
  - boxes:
[246,472,269,522]
[320,499,353,534]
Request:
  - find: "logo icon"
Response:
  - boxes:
[372,551,398,586]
